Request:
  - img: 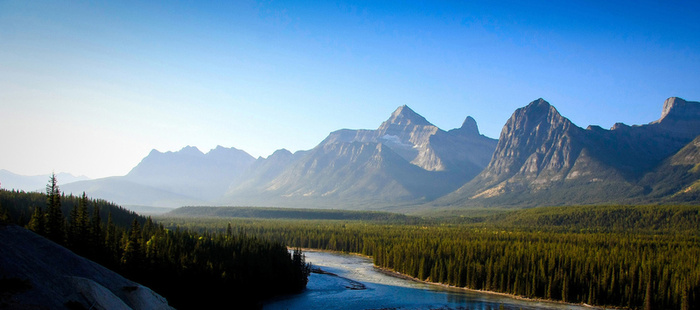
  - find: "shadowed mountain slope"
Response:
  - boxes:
[439,97,700,207]
[55,98,699,210]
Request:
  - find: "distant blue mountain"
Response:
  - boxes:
[0,170,90,192]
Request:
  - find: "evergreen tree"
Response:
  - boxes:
[104,212,120,261]
[121,218,143,268]
[643,272,653,310]
[68,192,90,251]
[26,206,46,235]
[292,248,311,291]
[45,173,64,243]
[0,201,8,224]
[89,204,103,248]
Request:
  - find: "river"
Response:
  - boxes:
[264,251,594,310]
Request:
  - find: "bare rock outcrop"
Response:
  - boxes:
[0,225,174,310]
[442,97,700,207]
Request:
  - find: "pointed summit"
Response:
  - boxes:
[460,116,480,135]
[385,105,432,127]
[505,98,570,133]
[483,98,581,183]
[522,98,554,116]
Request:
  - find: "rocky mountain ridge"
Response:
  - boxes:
[439,97,700,207]
[125,145,255,200]
[221,105,497,208]
[12,97,699,211]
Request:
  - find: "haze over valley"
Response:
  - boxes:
[4,97,692,212]
[2,1,699,309]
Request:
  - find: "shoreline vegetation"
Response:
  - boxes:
[372,262,607,309]
[301,248,608,309]
[162,205,700,310]
[3,183,698,309]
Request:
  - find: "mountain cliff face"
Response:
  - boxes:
[472,99,585,189]
[56,98,699,210]
[441,97,700,207]
[322,105,497,176]
[221,106,497,208]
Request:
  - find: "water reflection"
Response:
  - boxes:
[265,251,593,310]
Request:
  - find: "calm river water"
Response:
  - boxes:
[264,251,594,310]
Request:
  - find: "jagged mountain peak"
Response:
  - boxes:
[503,98,572,136]
[385,105,433,127]
[459,116,480,135]
[178,145,204,156]
[206,146,254,165]
[461,116,477,129]
[530,97,550,106]
[208,145,235,154]
[208,145,247,155]
[611,122,630,130]
[474,98,583,190]
[520,98,557,117]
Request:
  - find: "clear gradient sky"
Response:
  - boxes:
[1,0,699,179]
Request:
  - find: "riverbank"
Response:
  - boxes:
[373,266,612,310]
[300,248,614,310]
[270,249,600,310]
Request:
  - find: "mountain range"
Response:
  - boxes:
[5,97,699,211]
[0,170,90,192]
[438,97,700,207]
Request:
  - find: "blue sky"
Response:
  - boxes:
[1,0,699,179]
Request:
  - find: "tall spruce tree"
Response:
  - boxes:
[121,218,143,269]
[45,173,64,243]
[68,192,90,251]
[89,203,102,248]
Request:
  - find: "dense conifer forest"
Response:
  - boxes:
[162,205,700,310]
[0,176,310,309]
[3,175,698,309]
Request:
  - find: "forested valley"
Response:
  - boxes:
[2,175,698,309]
[162,205,700,310]
[0,176,311,309]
